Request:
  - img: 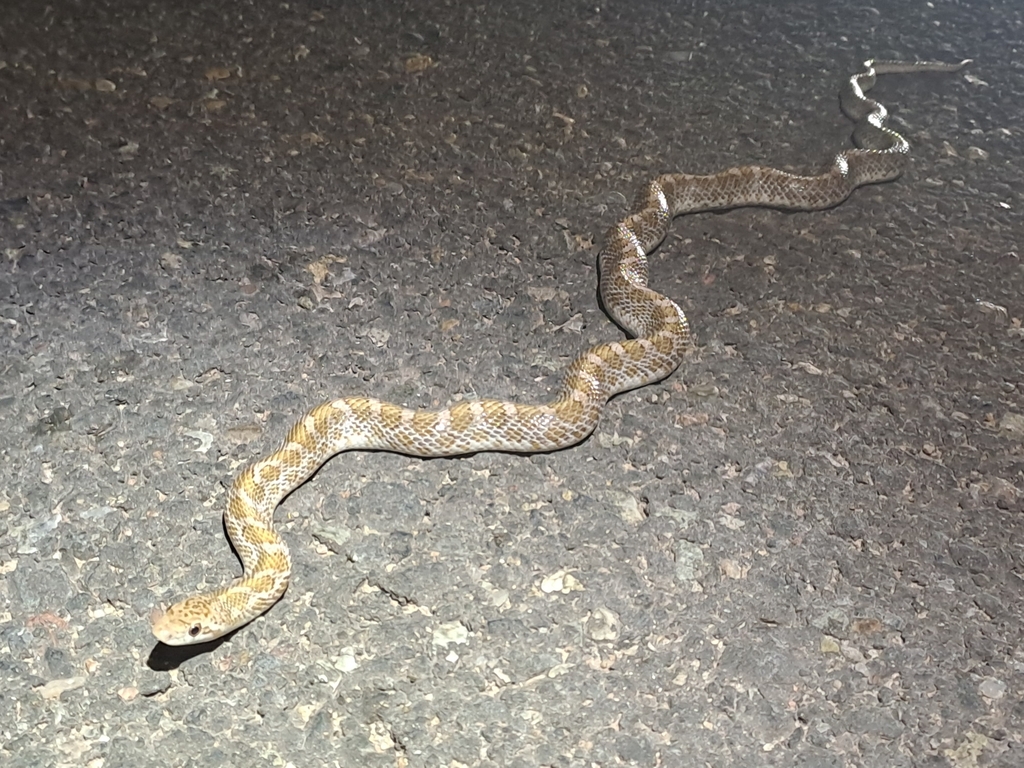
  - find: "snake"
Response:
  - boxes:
[151,59,969,645]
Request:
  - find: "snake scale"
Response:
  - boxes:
[152,59,968,645]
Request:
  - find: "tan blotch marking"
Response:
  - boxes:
[379,403,408,430]
[255,462,281,483]
[240,524,280,546]
[447,404,476,433]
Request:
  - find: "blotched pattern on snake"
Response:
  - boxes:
[152,59,968,645]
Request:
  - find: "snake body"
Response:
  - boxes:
[152,60,968,645]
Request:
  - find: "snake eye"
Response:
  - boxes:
[188,624,202,638]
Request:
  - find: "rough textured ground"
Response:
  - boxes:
[1,0,1021,766]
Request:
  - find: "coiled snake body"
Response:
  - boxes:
[152,60,968,645]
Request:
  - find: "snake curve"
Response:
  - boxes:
[151,59,969,645]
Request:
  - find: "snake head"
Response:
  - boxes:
[150,596,222,645]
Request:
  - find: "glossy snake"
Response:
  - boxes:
[152,59,968,645]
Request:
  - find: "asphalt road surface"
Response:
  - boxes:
[1,1,1020,766]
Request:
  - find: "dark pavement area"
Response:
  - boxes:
[1,0,1022,765]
